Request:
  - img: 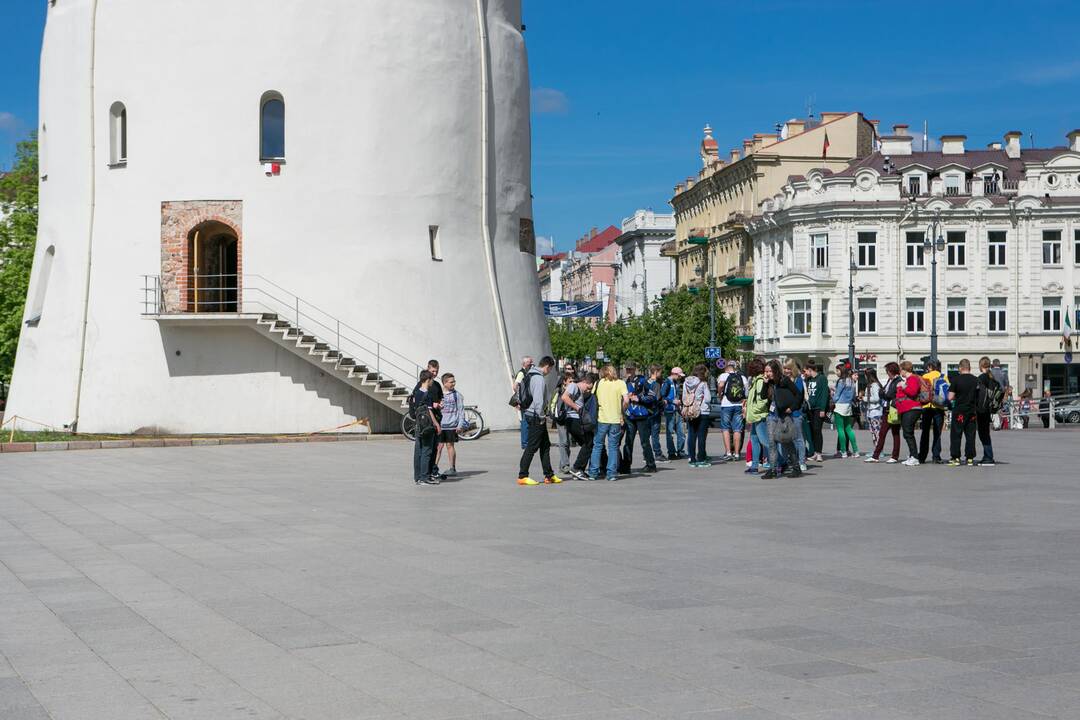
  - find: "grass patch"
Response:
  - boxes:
[6,431,126,443]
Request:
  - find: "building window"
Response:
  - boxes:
[26,246,55,326]
[1043,230,1062,265]
[810,233,828,268]
[1043,297,1062,332]
[946,231,966,267]
[906,232,925,267]
[947,297,966,332]
[429,225,442,261]
[857,232,876,267]
[906,297,925,334]
[1075,230,1080,264]
[984,174,1000,194]
[787,299,811,336]
[988,231,1007,267]
[858,298,877,333]
[820,299,830,335]
[944,175,962,196]
[988,297,1007,333]
[109,101,127,166]
[907,176,921,196]
[260,92,285,161]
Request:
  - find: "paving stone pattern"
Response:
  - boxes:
[1,428,1080,719]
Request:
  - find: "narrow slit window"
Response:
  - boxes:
[27,246,56,326]
[109,102,127,166]
[429,225,442,261]
[260,92,285,161]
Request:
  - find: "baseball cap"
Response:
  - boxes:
[671,367,685,377]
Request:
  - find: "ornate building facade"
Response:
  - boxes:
[669,113,877,347]
[749,128,1080,394]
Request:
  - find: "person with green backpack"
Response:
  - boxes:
[743,358,771,474]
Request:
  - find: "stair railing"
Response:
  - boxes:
[141,274,424,391]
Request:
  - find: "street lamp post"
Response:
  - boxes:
[630,271,648,315]
[848,247,856,369]
[923,213,946,363]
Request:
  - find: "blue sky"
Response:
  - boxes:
[4,1,1080,252]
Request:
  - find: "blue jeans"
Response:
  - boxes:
[749,420,769,470]
[778,414,807,466]
[686,416,709,463]
[589,422,623,478]
[649,414,663,456]
[519,416,528,449]
[664,413,685,456]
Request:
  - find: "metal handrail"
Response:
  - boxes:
[141,274,424,390]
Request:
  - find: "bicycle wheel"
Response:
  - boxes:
[401,413,417,441]
[459,408,484,441]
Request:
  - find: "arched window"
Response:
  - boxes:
[27,246,55,326]
[109,102,127,166]
[260,92,285,161]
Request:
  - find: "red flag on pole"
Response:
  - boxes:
[822,130,830,159]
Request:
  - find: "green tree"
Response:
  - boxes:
[0,136,39,385]
[548,286,737,372]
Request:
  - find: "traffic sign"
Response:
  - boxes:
[715,359,726,370]
[704,346,722,360]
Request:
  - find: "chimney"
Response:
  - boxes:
[987,141,1003,150]
[742,138,754,156]
[880,134,913,156]
[1068,129,1080,152]
[685,176,694,189]
[940,134,966,154]
[590,227,597,239]
[820,111,846,123]
[892,123,909,136]
[784,119,805,137]
[730,148,741,162]
[752,134,766,152]
[1004,131,1022,159]
[760,133,779,148]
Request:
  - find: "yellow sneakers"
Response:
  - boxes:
[544,475,563,484]
[517,477,540,486]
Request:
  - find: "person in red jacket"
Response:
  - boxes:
[895,360,923,466]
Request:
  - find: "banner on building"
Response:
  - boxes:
[544,301,604,318]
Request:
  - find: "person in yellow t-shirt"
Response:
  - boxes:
[918,359,946,464]
[587,365,629,480]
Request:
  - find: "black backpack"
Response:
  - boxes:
[723,372,746,403]
[410,393,436,437]
[976,375,1005,414]
[514,371,535,410]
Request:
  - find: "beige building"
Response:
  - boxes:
[669,113,877,346]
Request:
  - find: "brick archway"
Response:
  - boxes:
[161,201,243,313]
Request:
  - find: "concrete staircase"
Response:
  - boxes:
[251,313,412,415]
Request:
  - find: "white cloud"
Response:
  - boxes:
[535,235,555,256]
[531,87,569,115]
[0,112,21,133]
[1017,60,1080,86]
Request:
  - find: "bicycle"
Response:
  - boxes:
[401,405,484,441]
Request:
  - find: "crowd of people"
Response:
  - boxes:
[406,353,1015,486]
[505,354,1011,485]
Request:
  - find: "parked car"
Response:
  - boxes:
[1054,398,1080,424]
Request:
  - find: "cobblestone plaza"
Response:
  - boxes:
[2,429,1080,719]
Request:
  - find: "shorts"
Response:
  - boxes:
[719,405,745,432]
[438,429,458,444]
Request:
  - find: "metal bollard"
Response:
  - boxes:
[1050,398,1056,430]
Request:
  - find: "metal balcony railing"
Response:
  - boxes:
[141,274,424,391]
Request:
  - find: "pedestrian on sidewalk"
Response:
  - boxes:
[622,363,658,473]
[661,367,687,459]
[832,365,860,458]
[763,360,801,479]
[435,373,466,476]
[896,361,923,466]
[587,365,629,480]
[947,358,979,466]
[517,356,561,486]
[682,364,712,468]
[866,362,902,463]
[918,360,947,464]
[512,356,534,450]
[744,358,770,474]
[410,371,441,485]
[804,363,829,462]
